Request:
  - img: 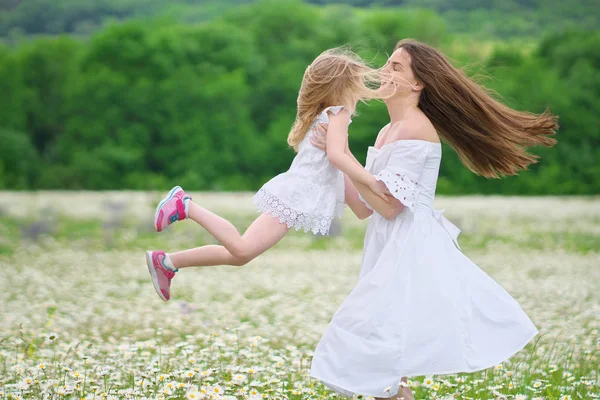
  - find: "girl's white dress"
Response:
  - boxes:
[253,106,349,235]
[309,140,539,398]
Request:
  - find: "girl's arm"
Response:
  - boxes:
[343,174,373,220]
[344,134,403,219]
[342,138,374,218]
[326,110,390,202]
[344,139,365,167]
[352,178,405,220]
[313,123,404,220]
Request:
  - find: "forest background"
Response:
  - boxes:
[0,0,598,194]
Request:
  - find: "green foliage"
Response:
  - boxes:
[0,128,39,189]
[0,44,26,131]
[309,0,600,38]
[0,0,598,193]
[0,0,254,37]
[16,37,81,155]
[2,0,598,40]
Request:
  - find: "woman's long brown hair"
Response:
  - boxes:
[395,39,558,178]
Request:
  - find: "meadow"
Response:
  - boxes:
[0,193,598,399]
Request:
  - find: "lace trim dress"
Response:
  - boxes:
[252,106,350,235]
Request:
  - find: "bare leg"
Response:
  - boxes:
[170,245,245,268]
[397,376,414,400]
[375,377,414,400]
[169,204,289,268]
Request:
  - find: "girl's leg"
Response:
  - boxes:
[147,202,288,302]
[169,210,289,268]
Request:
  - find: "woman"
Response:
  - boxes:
[309,39,557,399]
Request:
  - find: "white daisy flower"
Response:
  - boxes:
[212,385,224,395]
[423,376,434,388]
[46,333,59,342]
[186,391,201,400]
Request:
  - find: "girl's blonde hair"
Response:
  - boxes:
[287,47,383,150]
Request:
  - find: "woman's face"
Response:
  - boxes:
[380,47,422,97]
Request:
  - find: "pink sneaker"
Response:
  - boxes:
[146,251,176,301]
[154,186,191,232]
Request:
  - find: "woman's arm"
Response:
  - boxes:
[326,110,390,202]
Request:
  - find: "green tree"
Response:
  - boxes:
[0,128,39,189]
[15,37,81,157]
[0,2,598,193]
[0,45,26,131]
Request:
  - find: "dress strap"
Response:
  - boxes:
[322,105,345,115]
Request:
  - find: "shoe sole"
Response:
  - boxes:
[154,186,183,232]
[146,251,168,302]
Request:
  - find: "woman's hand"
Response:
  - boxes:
[310,123,328,151]
[368,178,393,203]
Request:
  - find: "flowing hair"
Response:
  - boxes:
[287,47,383,150]
[395,39,558,177]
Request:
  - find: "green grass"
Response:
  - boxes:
[4,212,598,255]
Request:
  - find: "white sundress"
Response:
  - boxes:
[253,106,350,235]
[310,140,539,398]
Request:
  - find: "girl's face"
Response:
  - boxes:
[380,48,422,97]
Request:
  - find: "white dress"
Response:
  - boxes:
[253,106,349,235]
[310,140,539,398]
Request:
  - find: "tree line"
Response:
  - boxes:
[2,0,597,39]
[0,0,598,194]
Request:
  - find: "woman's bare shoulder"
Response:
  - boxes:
[378,123,391,134]
[394,111,440,143]
[374,123,391,141]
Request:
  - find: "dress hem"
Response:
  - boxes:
[310,327,539,398]
[252,188,344,235]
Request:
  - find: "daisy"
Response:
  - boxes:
[46,333,59,342]
[212,385,224,395]
[184,370,195,378]
[186,391,201,400]
[423,377,434,388]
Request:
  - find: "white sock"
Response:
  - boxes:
[163,253,178,272]
[183,198,191,218]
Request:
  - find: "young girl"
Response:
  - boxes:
[145,48,392,302]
